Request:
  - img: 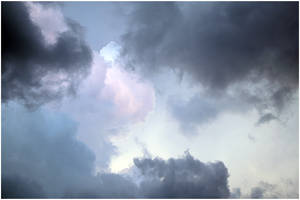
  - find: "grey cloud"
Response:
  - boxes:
[168,93,254,135]
[2,175,46,198]
[248,134,256,143]
[62,173,138,198]
[230,188,241,198]
[122,2,298,91]
[133,152,230,198]
[271,86,294,113]
[251,187,265,198]
[3,103,296,199]
[2,2,92,108]
[256,113,278,126]
[1,103,116,198]
[234,181,298,198]
[121,2,298,126]
[2,103,231,198]
[250,182,279,198]
[168,95,220,135]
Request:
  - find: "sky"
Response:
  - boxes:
[1,1,299,198]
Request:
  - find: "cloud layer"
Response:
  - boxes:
[121,2,299,129]
[1,104,230,198]
[1,2,92,108]
[133,152,230,198]
[122,2,298,91]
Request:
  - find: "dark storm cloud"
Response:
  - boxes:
[134,152,230,198]
[2,175,46,198]
[121,2,298,127]
[122,2,298,91]
[1,2,92,108]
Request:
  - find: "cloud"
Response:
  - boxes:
[60,42,155,124]
[248,133,256,143]
[256,113,278,126]
[1,102,135,198]
[271,86,294,113]
[1,2,92,108]
[168,94,221,135]
[2,175,46,198]
[1,105,230,198]
[101,64,155,123]
[26,2,68,45]
[230,188,241,198]
[232,180,299,198]
[167,91,257,135]
[133,151,230,198]
[56,46,155,169]
[122,2,298,91]
[250,187,265,198]
[2,103,296,198]
[120,2,298,126]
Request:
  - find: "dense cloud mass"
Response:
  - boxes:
[1,2,92,108]
[1,103,136,198]
[122,2,298,91]
[1,104,230,198]
[121,2,299,128]
[134,152,230,198]
[2,103,95,198]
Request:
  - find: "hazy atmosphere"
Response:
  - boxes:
[1,1,299,198]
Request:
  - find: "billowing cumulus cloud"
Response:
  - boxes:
[133,152,230,198]
[1,2,92,108]
[121,2,298,128]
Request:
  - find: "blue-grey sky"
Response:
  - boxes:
[1,1,299,198]
[62,2,131,49]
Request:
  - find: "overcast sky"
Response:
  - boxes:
[1,1,299,198]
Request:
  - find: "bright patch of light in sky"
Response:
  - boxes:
[100,41,121,63]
